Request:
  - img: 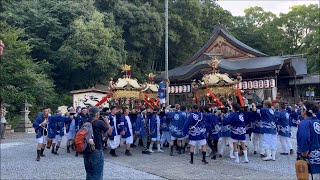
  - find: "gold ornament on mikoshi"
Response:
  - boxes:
[209,57,221,73]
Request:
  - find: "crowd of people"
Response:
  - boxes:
[32,99,320,179]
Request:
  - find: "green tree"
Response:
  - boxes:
[57,11,126,90]
[0,22,58,112]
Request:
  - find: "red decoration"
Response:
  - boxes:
[95,93,111,106]
[207,89,224,108]
[144,100,154,110]
[237,88,244,106]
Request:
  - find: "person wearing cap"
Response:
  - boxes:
[224,103,249,163]
[108,106,121,157]
[258,100,278,161]
[65,106,78,153]
[50,110,65,155]
[83,106,112,180]
[183,105,208,164]
[119,107,134,156]
[276,103,294,156]
[149,108,164,153]
[135,108,151,154]
[296,101,320,179]
[168,105,187,156]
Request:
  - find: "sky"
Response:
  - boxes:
[216,0,319,16]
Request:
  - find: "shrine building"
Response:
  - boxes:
[155,25,319,105]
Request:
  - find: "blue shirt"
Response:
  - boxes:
[297,117,320,174]
[157,81,166,99]
[290,111,299,127]
[183,112,207,141]
[221,113,231,137]
[257,108,277,134]
[206,113,221,140]
[276,110,291,137]
[224,112,246,141]
[169,111,186,138]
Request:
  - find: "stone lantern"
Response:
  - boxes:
[1,102,14,134]
[15,100,34,133]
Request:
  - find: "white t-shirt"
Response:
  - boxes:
[125,116,133,136]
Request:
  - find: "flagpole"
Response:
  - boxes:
[165,0,169,107]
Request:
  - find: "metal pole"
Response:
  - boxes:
[165,0,169,107]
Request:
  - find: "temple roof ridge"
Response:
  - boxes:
[183,24,268,65]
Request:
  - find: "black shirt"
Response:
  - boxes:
[92,120,109,150]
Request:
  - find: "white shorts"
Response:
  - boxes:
[37,136,48,144]
[230,138,246,143]
[124,135,133,144]
[160,131,170,143]
[171,136,185,141]
[53,135,62,144]
[189,139,206,146]
[109,135,121,149]
[67,130,76,140]
[159,98,165,104]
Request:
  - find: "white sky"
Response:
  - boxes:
[216,0,319,16]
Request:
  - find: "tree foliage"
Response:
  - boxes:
[0,0,319,115]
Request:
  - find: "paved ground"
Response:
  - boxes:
[0,133,297,179]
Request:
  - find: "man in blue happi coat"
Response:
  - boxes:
[183,105,208,164]
[297,101,320,179]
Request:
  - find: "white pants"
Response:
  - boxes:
[309,174,320,180]
[171,136,185,141]
[252,133,264,154]
[53,135,62,144]
[189,139,206,146]
[109,135,121,149]
[160,131,170,144]
[124,135,133,144]
[279,136,293,153]
[37,136,48,144]
[219,137,233,154]
[262,133,277,151]
[291,127,298,139]
[245,134,250,147]
[159,98,165,104]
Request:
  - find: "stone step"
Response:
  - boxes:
[5,129,14,134]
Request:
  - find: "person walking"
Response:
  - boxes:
[83,107,112,180]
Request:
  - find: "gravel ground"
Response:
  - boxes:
[0,132,298,179]
[0,133,162,180]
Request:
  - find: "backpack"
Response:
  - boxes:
[75,121,94,153]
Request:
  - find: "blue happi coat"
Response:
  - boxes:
[119,115,133,138]
[33,113,66,139]
[135,114,149,138]
[168,111,186,138]
[297,117,320,174]
[316,111,320,120]
[244,111,253,135]
[251,111,261,134]
[276,110,291,137]
[206,113,221,140]
[150,114,163,139]
[158,81,166,99]
[76,113,89,129]
[257,108,277,134]
[55,120,65,136]
[183,112,207,141]
[221,112,231,137]
[289,111,299,127]
[65,116,78,133]
[108,114,120,137]
[224,112,246,141]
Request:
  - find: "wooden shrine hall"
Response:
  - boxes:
[154,25,314,105]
